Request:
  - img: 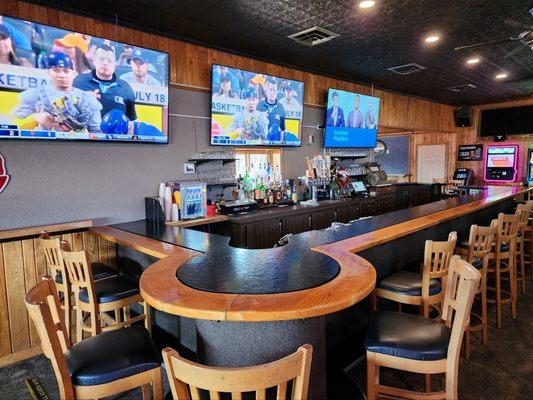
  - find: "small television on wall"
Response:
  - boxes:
[324,88,380,148]
[479,105,533,137]
[210,64,304,147]
[0,14,169,144]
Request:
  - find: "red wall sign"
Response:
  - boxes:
[0,153,9,193]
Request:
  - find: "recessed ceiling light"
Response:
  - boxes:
[466,57,480,65]
[495,72,508,79]
[424,35,440,43]
[359,0,376,8]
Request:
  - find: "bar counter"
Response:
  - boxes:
[90,185,528,399]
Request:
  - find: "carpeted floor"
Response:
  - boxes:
[1,285,531,399]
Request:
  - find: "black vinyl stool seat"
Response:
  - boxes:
[79,275,139,304]
[55,262,115,284]
[458,240,470,250]
[377,271,442,296]
[65,326,161,386]
[365,310,451,361]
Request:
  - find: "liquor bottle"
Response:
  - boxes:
[260,178,266,200]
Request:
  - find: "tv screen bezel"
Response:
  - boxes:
[0,13,171,145]
[478,105,533,137]
[323,87,380,149]
[209,63,304,148]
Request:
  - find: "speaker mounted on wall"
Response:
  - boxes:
[494,134,507,142]
[454,107,471,127]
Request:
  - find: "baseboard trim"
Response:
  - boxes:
[0,346,42,368]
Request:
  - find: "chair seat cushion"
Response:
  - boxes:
[65,326,161,386]
[55,262,115,284]
[458,255,483,269]
[496,242,510,252]
[365,311,451,361]
[457,240,470,249]
[79,275,139,304]
[378,271,441,296]
[517,230,523,237]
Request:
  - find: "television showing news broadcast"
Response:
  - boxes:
[324,88,380,148]
[0,15,169,144]
[210,64,304,147]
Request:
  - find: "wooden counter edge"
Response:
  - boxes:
[0,220,93,241]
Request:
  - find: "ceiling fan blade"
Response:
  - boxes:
[503,44,525,59]
[504,18,530,29]
[454,38,515,51]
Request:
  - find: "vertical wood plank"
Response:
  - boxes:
[0,244,11,356]
[97,237,109,266]
[83,232,99,262]
[72,232,84,251]
[22,240,39,347]
[2,241,30,353]
[33,238,47,280]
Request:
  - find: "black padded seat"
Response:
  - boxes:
[365,310,451,361]
[55,262,115,284]
[79,275,139,304]
[517,230,522,237]
[495,242,510,252]
[458,240,470,249]
[378,271,441,296]
[458,255,483,269]
[65,326,161,386]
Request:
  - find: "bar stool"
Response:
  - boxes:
[163,344,312,400]
[39,233,115,337]
[486,212,520,328]
[25,277,163,400]
[365,256,481,400]
[515,202,532,294]
[61,246,151,342]
[375,231,457,317]
[455,224,496,359]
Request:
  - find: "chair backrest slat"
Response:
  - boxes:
[424,231,457,279]
[441,256,481,363]
[467,225,497,260]
[163,344,312,400]
[25,277,74,399]
[496,212,520,244]
[39,232,66,278]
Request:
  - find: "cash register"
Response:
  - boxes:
[349,181,369,197]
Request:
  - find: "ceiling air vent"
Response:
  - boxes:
[288,26,339,46]
[446,84,477,93]
[387,63,426,75]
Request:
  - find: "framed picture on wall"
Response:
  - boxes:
[458,144,483,161]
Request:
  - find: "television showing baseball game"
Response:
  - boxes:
[210,64,304,146]
[0,15,169,144]
[324,88,380,148]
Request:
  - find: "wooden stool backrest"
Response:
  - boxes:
[25,277,75,399]
[39,231,66,279]
[423,231,457,280]
[61,248,99,326]
[516,203,533,229]
[162,344,313,400]
[467,225,497,260]
[496,212,520,249]
[441,256,480,364]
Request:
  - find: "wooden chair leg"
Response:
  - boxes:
[145,301,152,334]
[371,290,377,312]
[481,279,488,346]
[465,326,471,360]
[509,257,517,320]
[425,373,431,393]
[141,384,151,400]
[366,352,377,400]
[153,367,163,400]
[519,240,526,294]
[76,307,83,343]
[496,259,502,329]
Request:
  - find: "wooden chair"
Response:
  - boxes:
[39,232,116,339]
[455,224,496,359]
[61,247,151,342]
[162,344,312,400]
[25,276,163,400]
[375,231,457,317]
[486,212,520,328]
[365,256,481,400]
[515,202,532,294]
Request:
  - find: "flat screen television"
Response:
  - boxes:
[479,105,533,137]
[210,64,304,146]
[0,15,169,144]
[324,88,380,148]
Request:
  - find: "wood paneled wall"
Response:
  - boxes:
[0,0,456,133]
[457,98,533,184]
[0,230,117,367]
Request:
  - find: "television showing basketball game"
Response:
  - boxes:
[210,64,304,146]
[0,15,169,144]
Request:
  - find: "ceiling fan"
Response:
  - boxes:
[454,8,533,52]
